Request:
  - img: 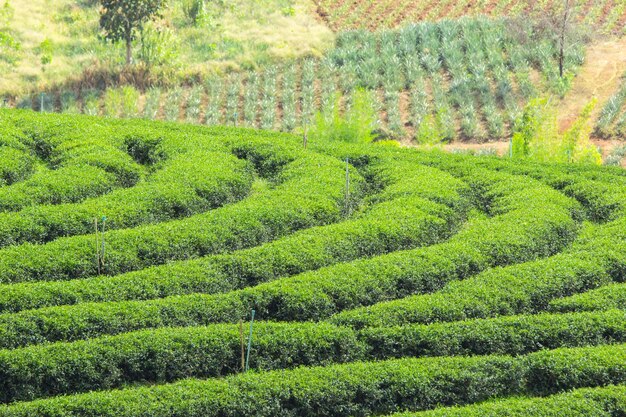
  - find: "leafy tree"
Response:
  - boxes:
[99,0,166,65]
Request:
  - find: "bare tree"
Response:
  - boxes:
[556,0,575,78]
[529,0,579,79]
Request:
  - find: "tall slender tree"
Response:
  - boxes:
[99,0,166,65]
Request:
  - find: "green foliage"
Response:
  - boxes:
[0,1,13,27]
[138,22,178,66]
[0,322,364,402]
[142,87,161,119]
[0,30,20,65]
[310,88,377,144]
[120,85,139,117]
[0,110,625,415]
[415,114,443,145]
[512,97,601,164]
[0,112,358,286]
[99,0,167,64]
[4,344,626,416]
[0,158,461,313]
[550,282,626,313]
[60,91,79,114]
[391,385,626,417]
[38,38,53,69]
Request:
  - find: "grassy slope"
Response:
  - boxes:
[0,0,333,95]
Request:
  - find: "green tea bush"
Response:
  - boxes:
[0,159,466,312]
[0,322,365,403]
[3,309,626,403]
[361,309,626,359]
[0,151,253,247]
[389,385,626,417]
[0,168,579,346]
[550,283,626,313]
[3,344,626,416]
[333,217,626,328]
[0,109,625,415]
[0,139,360,284]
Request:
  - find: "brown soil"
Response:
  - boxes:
[557,37,626,132]
[400,139,626,168]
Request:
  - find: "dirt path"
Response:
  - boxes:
[558,37,626,131]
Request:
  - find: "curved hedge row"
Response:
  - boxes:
[388,385,626,417]
[0,322,365,403]
[0,147,36,187]
[0,169,579,348]
[360,309,626,360]
[0,113,146,208]
[550,283,626,313]
[0,142,362,284]
[0,161,468,313]
[332,217,626,328]
[2,344,626,416]
[0,165,118,211]
[1,309,626,403]
[0,151,254,247]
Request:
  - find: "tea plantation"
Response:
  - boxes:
[1,109,626,416]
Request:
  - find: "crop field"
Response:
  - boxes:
[596,72,626,138]
[314,0,626,33]
[0,109,625,416]
[23,18,583,143]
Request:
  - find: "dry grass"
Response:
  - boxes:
[0,0,334,95]
[0,0,99,94]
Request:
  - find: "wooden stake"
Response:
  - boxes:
[239,319,245,372]
[95,218,100,275]
[345,158,350,216]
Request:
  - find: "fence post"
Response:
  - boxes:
[245,309,255,372]
[344,158,351,216]
[239,319,245,372]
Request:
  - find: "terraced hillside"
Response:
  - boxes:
[597,72,626,138]
[315,0,626,33]
[0,110,625,415]
[23,18,583,144]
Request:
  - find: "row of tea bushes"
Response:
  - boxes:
[0,169,580,348]
[388,385,626,417]
[333,217,626,328]
[1,309,626,402]
[0,151,254,247]
[0,158,469,313]
[2,343,626,416]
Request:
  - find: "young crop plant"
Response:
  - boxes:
[143,87,161,119]
[205,78,224,126]
[243,72,259,128]
[384,88,405,137]
[410,77,429,131]
[319,59,338,122]
[185,85,204,124]
[120,86,139,118]
[60,91,79,114]
[225,74,241,127]
[164,87,183,122]
[260,66,277,130]
[103,88,123,118]
[281,63,297,132]
[300,59,316,128]
[596,76,626,137]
